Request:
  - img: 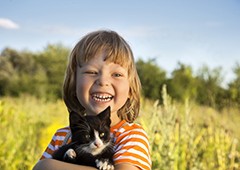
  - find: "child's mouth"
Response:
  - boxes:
[92,94,114,102]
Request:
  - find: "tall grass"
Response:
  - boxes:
[139,85,239,170]
[0,90,239,170]
[0,95,68,170]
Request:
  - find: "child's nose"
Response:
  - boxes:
[96,74,110,86]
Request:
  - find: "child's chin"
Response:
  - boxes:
[90,105,110,114]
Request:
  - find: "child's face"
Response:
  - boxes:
[76,51,130,117]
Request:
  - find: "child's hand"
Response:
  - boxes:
[95,159,114,170]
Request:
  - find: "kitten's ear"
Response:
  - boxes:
[98,106,111,120]
[69,111,85,126]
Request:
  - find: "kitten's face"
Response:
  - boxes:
[70,106,112,156]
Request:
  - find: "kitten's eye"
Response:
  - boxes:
[85,134,90,139]
[99,132,105,138]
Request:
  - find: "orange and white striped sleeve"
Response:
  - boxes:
[40,127,71,160]
[111,121,152,170]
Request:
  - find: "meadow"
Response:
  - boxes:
[0,87,239,170]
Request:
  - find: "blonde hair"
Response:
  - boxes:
[63,30,141,122]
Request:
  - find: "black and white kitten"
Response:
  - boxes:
[52,106,114,170]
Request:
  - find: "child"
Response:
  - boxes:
[33,30,152,170]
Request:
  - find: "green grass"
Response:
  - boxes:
[0,90,239,170]
[0,95,68,170]
[139,86,240,170]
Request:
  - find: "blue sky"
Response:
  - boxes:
[1,0,240,86]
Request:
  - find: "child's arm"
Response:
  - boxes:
[115,164,140,170]
[32,159,97,170]
[32,159,140,170]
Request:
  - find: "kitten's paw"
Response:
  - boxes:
[64,148,76,159]
[95,159,114,170]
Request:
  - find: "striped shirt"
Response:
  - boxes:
[40,120,152,170]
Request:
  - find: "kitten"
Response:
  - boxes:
[52,106,114,170]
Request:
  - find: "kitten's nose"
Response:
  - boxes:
[94,141,102,148]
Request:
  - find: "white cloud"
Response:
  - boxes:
[0,18,19,29]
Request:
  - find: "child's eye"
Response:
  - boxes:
[85,71,97,75]
[112,73,122,77]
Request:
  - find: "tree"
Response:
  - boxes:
[36,44,69,99]
[228,63,240,107]
[167,62,197,102]
[195,65,224,108]
[136,59,166,101]
[0,47,49,97]
[0,54,17,96]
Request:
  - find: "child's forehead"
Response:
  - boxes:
[81,57,127,70]
[79,50,129,69]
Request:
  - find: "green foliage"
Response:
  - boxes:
[136,59,240,109]
[195,65,224,108]
[167,62,197,102]
[0,45,69,99]
[0,55,17,95]
[228,63,240,107]
[0,94,240,170]
[1,45,240,108]
[136,59,166,100]
[0,97,44,169]
[0,96,68,170]
[139,85,240,170]
[36,44,69,99]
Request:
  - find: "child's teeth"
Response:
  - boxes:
[92,94,113,101]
